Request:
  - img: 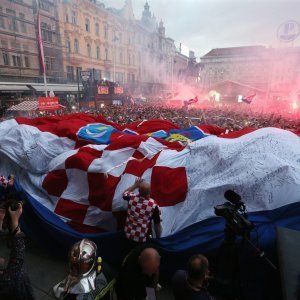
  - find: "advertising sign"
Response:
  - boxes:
[38,97,59,110]
[114,86,124,94]
[98,86,109,94]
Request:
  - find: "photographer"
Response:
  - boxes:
[0,203,35,300]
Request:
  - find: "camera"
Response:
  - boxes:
[0,191,25,231]
[214,190,254,237]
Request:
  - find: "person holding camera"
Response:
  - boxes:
[0,203,35,300]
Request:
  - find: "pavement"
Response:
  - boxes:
[0,235,173,300]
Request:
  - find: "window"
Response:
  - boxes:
[45,57,53,71]
[40,0,51,12]
[87,44,91,57]
[41,23,52,43]
[12,55,22,67]
[74,39,79,53]
[66,65,74,81]
[71,11,76,24]
[104,25,108,39]
[105,48,108,60]
[119,52,122,64]
[24,56,30,68]
[65,14,69,23]
[96,46,100,60]
[66,40,71,53]
[2,52,9,65]
[19,13,26,33]
[95,23,99,36]
[85,18,90,32]
[133,55,135,65]
[0,7,5,29]
[6,9,18,32]
[128,54,131,65]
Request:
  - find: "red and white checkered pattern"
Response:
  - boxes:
[40,135,187,233]
[123,192,161,242]
[1,114,300,237]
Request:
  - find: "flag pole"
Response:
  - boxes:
[37,1,48,97]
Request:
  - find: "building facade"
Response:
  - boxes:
[0,0,188,98]
[200,45,300,100]
[38,0,64,83]
[56,0,177,95]
[0,0,40,82]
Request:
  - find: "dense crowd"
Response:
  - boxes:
[2,95,300,131]
[99,103,300,131]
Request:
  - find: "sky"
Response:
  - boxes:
[102,0,300,59]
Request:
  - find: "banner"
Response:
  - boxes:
[114,86,124,94]
[98,86,109,95]
[38,97,59,110]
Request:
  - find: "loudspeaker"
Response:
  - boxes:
[277,227,300,300]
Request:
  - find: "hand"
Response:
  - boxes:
[134,178,144,188]
[9,203,23,229]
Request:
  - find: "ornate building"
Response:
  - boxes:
[57,0,176,94]
[0,0,183,98]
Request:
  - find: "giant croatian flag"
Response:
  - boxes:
[0,113,300,246]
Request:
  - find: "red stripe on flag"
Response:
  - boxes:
[55,198,88,223]
[124,152,160,177]
[65,147,103,171]
[151,166,188,207]
[16,113,120,141]
[88,173,120,211]
[42,169,68,197]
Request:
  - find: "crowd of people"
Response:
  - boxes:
[2,96,300,132]
[99,103,300,131]
[0,99,294,299]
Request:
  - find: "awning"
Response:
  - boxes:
[30,84,81,93]
[7,100,38,111]
[7,101,66,111]
[0,84,30,92]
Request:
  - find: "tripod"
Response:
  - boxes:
[212,224,277,300]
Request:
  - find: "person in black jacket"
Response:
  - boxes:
[115,244,161,300]
[173,254,215,300]
[0,203,35,300]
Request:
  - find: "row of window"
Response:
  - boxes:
[0,7,27,33]
[65,12,109,39]
[2,51,30,68]
[65,39,136,64]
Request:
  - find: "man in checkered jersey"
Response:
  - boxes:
[123,178,162,245]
